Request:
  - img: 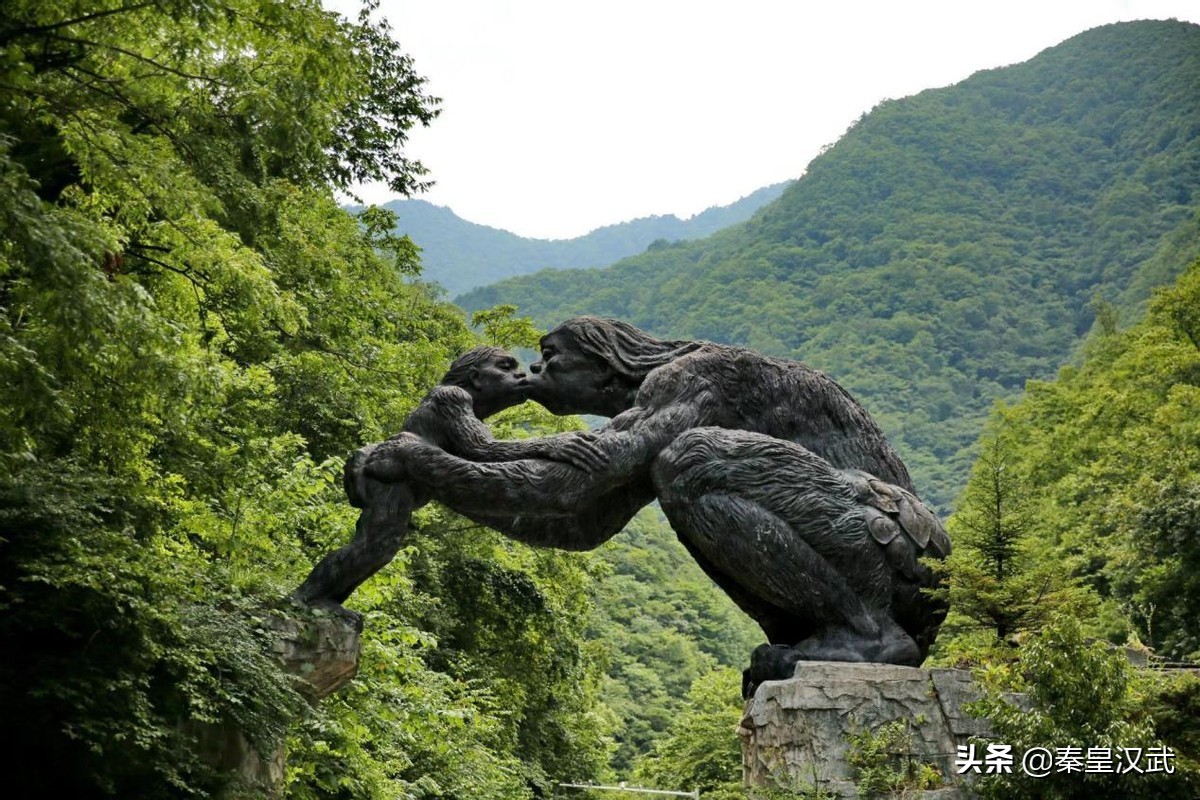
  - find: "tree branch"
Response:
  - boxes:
[127,245,212,334]
[127,247,193,279]
[272,323,411,379]
[46,33,231,86]
[1,3,156,45]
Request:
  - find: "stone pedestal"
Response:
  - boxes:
[268,610,363,700]
[194,610,362,798]
[738,662,988,799]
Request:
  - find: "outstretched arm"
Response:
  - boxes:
[458,428,606,473]
[407,386,605,471]
[368,439,618,517]
[365,390,714,544]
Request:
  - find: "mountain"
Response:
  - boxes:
[374,182,790,295]
[459,20,1200,511]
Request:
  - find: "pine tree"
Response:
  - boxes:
[930,418,1089,657]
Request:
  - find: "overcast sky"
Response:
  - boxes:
[326,1,1200,240]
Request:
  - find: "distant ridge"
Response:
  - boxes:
[371,182,790,296]
[459,20,1200,510]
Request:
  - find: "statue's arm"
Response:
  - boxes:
[457,429,606,473]
[365,388,713,527]
[367,441,616,517]
[411,386,604,471]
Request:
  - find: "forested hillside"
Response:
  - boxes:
[371,182,789,296]
[461,20,1200,510]
[625,257,1200,798]
[951,257,1200,659]
[590,512,761,773]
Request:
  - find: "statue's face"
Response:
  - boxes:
[527,330,616,415]
[469,351,529,418]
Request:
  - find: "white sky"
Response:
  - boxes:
[327,1,1200,240]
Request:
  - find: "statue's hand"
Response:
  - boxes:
[545,431,607,473]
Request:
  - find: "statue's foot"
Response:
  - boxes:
[312,600,364,631]
[789,627,920,665]
[743,643,805,698]
[741,628,922,698]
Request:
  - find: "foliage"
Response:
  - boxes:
[968,617,1199,799]
[471,304,544,349]
[930,255,1200,796]
[593,512,762,773]
[845,721,942,797]
[1144,671,1200,772]
[631,668,747,799]
[0,1,623,796]
[0,464,308,797]
[395,516,615,794]
[941,259,1200,656]
[285,503,616,800]
[927,420,1093,662]
[459,20,1200,511]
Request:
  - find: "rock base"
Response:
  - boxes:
[739,662,988,799]
[268,609,363,700]
[194,609,362,798]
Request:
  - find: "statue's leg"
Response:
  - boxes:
[293,479,415,606]
[651,428,921,693]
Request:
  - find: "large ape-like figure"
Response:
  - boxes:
[294,346,597,606]
[361,319,951,695]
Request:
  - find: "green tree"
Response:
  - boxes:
[471,304,543,349]
[970,617,1198,799]
[945,259,1200,657]
[589,511,762,774]
[0,2,618,797]
[929,420,1088,661]
[632,668,748,800]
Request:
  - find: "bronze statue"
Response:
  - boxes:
[313,318,950,695]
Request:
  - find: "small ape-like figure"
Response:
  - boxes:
[293,346,598,606]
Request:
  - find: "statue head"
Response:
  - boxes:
[527,317,699,416]
[441,345,529,419]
